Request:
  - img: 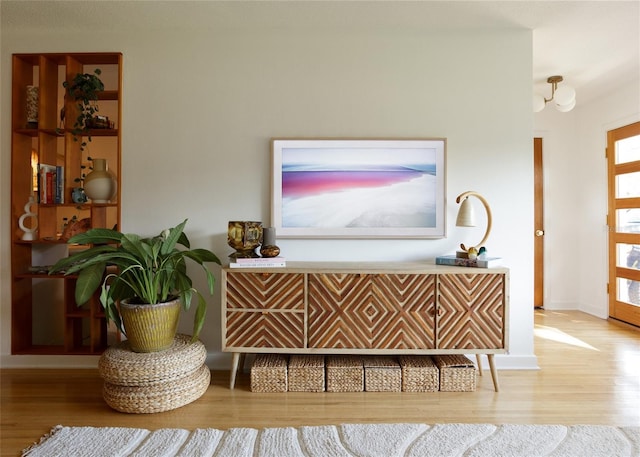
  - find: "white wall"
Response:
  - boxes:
[1,2,536,369]
[534,80,640,317]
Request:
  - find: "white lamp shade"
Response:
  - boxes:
[533,93,546,113]
[553,85,576,106]
[555,98,576,112]
[456,197,476,227]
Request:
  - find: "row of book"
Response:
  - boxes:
[229,256,286,268]
[435,255,502,268]
[38,163,65,204]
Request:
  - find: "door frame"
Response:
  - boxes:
[534,138,544,308]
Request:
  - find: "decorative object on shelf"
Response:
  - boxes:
[228,220,263,258]
[49,219,222,352]
[25,85,38,128]
[60,217,91,242]
[71,186,87,204]
[260,226,280,257]
[63,68,104,151]
[455,191,492,258]
[18,196,38,240]
[260,244,281,258]
[533,75,576,113]
[85,115,113,129]
[83,158,116,203]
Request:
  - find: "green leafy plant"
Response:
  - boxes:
[63,68,104,152]
[49,219,221,340]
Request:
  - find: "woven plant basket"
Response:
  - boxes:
[120,297,181,353]
[98,334,206,386]
[103,364,210,414]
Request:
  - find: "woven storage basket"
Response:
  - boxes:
[98,334,206,386]
[434,355,477,392]
[103,364,210,413]
[251,354,288,392]
[399,355,439,392]
[363,356,401,392]
[288,355,325,392]
[326,355,363,392]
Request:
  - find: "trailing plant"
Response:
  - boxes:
[63,68,104,152]
[49,219,222,340]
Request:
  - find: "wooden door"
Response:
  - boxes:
[534,138,545,308]
[307,273,436,349]
[607,121,640,327]
[437,273,506,349]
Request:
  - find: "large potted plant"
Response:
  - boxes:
[50,219,221,352]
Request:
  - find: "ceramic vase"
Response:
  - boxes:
[83,158,116,203]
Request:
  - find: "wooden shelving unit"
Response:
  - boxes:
[10,52,122,355]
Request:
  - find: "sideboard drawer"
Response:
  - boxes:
[226,272,304,310]
[225,310,305,349]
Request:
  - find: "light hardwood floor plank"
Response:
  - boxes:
[1,310,639,456]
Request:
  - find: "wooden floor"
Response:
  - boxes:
[1,310,639,456]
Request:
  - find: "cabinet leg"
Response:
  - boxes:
[239,353,247,374]
[475,354,483,376]
[487,354,500,392]
[230,352,240,390]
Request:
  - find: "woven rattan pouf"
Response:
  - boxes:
[99,334,210,413]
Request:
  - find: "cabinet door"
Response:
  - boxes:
[437,273,505,349]
[224,272,305,349]
[308,273,436,349]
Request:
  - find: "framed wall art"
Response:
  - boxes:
[271,138,446,238]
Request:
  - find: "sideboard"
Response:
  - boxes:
[221,262,509,391]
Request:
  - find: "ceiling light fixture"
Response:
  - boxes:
[533,75,576,113]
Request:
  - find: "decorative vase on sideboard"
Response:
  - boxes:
[83,158,116,203]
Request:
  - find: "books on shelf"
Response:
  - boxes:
[229,256,286,268]
[435,255,502,268]
[38,164,64,204]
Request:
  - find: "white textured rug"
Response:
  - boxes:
[22,423,640,457]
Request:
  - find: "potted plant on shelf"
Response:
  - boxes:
[63,68,104,152]
[49,219,222,352]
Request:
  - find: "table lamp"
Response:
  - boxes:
[455,191,492,258]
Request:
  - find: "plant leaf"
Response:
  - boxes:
[75,261,106,305]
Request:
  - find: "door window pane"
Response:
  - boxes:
[617,277,640,306]
[616,208,640,233]
[616,171,640,199]
[616,135,640,164]
[616,243,640,269]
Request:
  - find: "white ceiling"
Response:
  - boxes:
[3,1,639,105]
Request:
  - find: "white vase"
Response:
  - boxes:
[84,158,116,203]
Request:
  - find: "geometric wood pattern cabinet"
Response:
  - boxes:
[10,52,122,355]
[221,262,509,390]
